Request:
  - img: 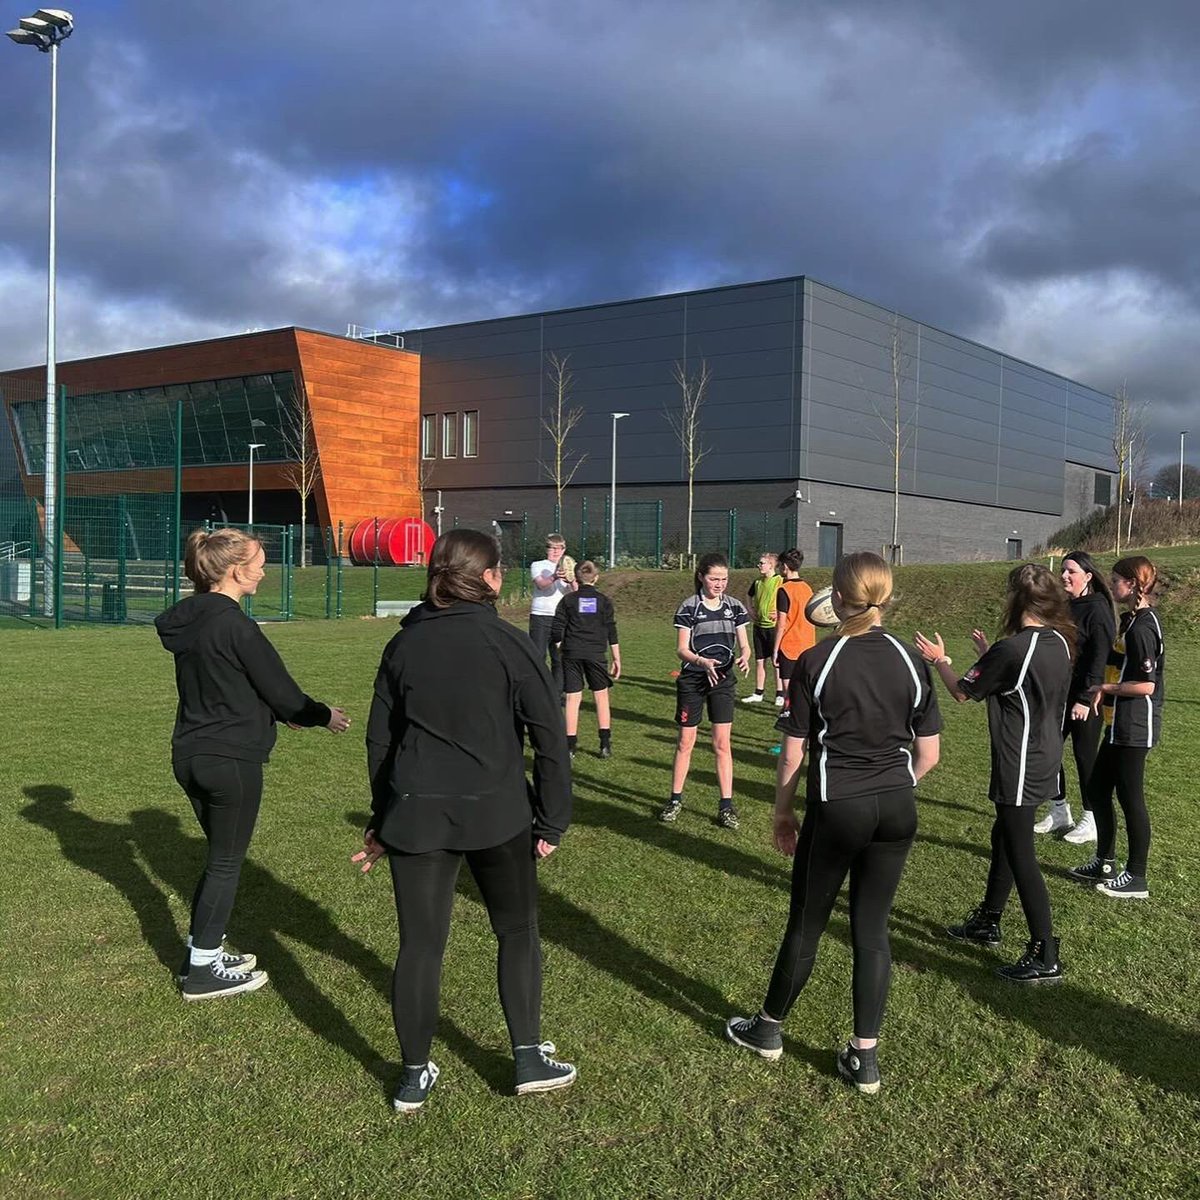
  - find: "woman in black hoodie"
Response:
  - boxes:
[352,529,575,1113]
[1034,551,1116,844]
[156,528,350,1002]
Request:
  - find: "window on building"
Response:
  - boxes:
[1094,473,1112,505]
[1006,538,1023,561]
[442,412,458,458]
[463,410,479,458]
[421,413,436,459]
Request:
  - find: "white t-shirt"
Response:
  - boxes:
[530,560,570,615]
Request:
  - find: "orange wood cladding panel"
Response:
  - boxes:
[295,330,421,532]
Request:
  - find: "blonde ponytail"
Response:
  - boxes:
[184,528,259,592]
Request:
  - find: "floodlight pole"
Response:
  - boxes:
[609,412,629,569]
[8,12,74,616]
[248,443,265,526]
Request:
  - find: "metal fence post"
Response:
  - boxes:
[656,500,664,567]
[728,508,737,565]
[603,492,611,568]
[284,525,294,620]
[372,515,380,617]
[83,519,92,621]
[324,526,333,620]
[53,385,65,628]
[520,513,529,599]
[116,494,129,624]
[580,496,588,560]
[172,392,183,603]
[336,521,344,618]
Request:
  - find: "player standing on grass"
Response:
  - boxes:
[916,563,1074,985]
[353,529,575,1112]
[1068,556,1164,900]
[551,560,621,759]
[726,553,941,1094]
[528,533,572,696]
[156,528,350,1002]
[660,553,751,830]
[773,549,816,712]
[1035,551,1116,844]
[743,552,782,706]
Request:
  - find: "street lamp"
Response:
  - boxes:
[609,412,629,569]
[1181,430,1188,511]
[8,8,74,618]
[247,443,265,526]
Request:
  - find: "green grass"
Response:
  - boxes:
[2,592,1199,1197]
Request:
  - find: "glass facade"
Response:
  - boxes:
[10,371,297,475]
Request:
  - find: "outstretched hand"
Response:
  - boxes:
[351,829,387,873]
[970,628,990,656]
[736,649,752,677]
[913,631,946,664]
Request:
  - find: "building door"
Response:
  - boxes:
[817,522,843,568]
[1006,537,1023,561]
[496,519,525,568]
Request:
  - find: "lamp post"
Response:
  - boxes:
[247,443,265,526]
[8,8,74,618]
[609,412,629,569]
[1181,430,1188,511]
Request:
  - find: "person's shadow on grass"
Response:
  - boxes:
[20,785,395,1089]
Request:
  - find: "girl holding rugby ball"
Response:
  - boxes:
[660,553,751,830]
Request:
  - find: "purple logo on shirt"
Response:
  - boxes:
[579,598,598,613]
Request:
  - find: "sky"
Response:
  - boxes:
[1,0,1198,479]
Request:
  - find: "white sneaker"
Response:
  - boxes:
[1063,810,1097,845]
[1033,802,1072,835]
[774,695,785,707]
[741,693,765,704]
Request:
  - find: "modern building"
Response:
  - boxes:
[1,275,1115,566]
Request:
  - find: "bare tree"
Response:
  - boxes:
[863,315,916,563]
[1111,382,1133,555]
[540,352,587,520]
[279,384,321,567]
[1124,394,1151,544]
[665,358,712,568]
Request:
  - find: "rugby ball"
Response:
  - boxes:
[804,586,839,628]
[560,554,576,583]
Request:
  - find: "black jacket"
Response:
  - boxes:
[366,601,573,853]
[155,592,331,763]
[1069,592,1117,706]
[550,585,618,661]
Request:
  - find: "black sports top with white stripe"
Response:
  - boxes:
[1103,609,1165,749]
[958,626,1072,806]
[775,629,942,802]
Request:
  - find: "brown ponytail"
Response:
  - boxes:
[1112,556,1158,605]
[1001,562,1076,656]
[423,529,501,608]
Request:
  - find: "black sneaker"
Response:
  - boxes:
[598,744,612,759]
[181,959,269,1002]
[717,806,740,831]
[1096,870,1149,900]
[837,1043,881,1095]
[514,1042,576,1095]
[1069,856,1116,883]
[658,798,683,823]
[177,948,257,983]
[392,1061,440,1112]
[996,937,1063,985]
[725,1014,783,1061]
[946,905,1002,946]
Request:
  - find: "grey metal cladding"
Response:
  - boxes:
[406,274,1111,508]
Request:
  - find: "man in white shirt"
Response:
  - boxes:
[529,533,571,694]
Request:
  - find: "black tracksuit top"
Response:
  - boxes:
[550,585,618,661]
[366,600,573,854]
[155,592,331,763]
[1068,591,1117,707]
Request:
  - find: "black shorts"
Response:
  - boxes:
[675,670,737,727]
[753,626,776,659]
[777,652,798,683]
[563,657,611,694]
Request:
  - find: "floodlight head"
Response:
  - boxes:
[7,25,51,48]
[19,15,52,32]
[34,8,74,29]
[612,411,630,420]
[248,442,266,451]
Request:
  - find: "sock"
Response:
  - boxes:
[719,797,734,810]
[670,792,682,806]
[190,945,220,968]
[753,688,764,697]
[567,734,578,752]
[599,727,611,748]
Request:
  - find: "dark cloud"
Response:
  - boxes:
[0,0,1198,470]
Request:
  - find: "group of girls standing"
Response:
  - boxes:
[727,550,1164,1093]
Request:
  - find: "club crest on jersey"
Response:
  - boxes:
[964,667,981,682]
[579,597,598,614]
[1142,658,1154,673]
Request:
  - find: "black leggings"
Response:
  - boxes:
[388,829,541,1065]
[982,804,1053,941]
[763,788,916,1040]
[1089,742,1151,876]
[1054,712,1104,810]
[174,754,264,951]
[528,615,563,693]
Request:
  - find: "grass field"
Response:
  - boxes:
[3,568,1199,1199]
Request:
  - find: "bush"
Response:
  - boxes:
[1037,499,1200,555]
